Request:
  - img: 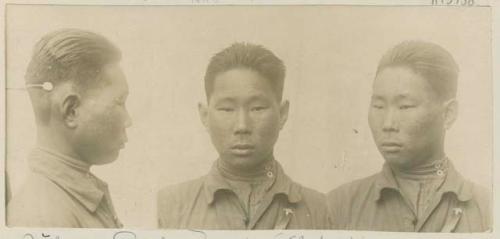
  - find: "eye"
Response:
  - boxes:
[371,104,384,109]
[217,107,234,112]
[399,105,415,110]
[251,106,268,112]
[114,99,125,106]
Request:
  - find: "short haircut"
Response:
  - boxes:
[25,28,121,93]
[376,40,459,101]
[204,42,286,101]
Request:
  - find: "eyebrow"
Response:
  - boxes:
[248,94,273,102]
[213,97,236,103]
[394,94,411,100]
[371,93,411,99]
[370,95,384,101]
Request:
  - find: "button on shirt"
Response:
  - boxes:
[327,162,491,232]
[157,160,329,229]
[7,148,122,228]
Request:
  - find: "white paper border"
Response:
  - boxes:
[0,0,497,238]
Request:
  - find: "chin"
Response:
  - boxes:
[91,151,120,165]
[228,156,261,170]
[384,155,412,169]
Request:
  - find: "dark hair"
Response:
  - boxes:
[204,42,286,101]
[25,28,121,93]
[376,40,459,100]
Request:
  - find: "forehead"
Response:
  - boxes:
[84,63,128,98]
[98,63,128,93]
[372,66,435,99]
[210,68,276,100]
[102,63,127,88]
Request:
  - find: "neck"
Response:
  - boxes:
[217,156,274,182]
[36,146,91,172]
[36,126,81,162]
[391,153,449,181]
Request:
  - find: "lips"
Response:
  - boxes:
[117,137,128,150]
[230,144,255,156]
[380,142,402,152]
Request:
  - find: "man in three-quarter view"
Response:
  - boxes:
[157,43,329,229]
[7,29,131,228]
[327,41,491,232]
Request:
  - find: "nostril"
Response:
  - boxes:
[234,128,251,135]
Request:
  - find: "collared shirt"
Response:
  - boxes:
[157,160,330,229]
[327,162,491,232]
[221,160,277,223]
[7,148,122,228]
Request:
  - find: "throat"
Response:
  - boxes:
[217,158,274,182]
[390,157,449,219]
[391,157,449,181]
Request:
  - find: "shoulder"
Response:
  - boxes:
[288,181,330,229]
[156,176,207,228]
[325,172,380,229]
[157,176,206,205]
[468,181,491,221]
[470,183,491,207]
[327,172,380,203]
[453,179,492,231]
[296,184,327,208]
[287,178,328,215]
[7,173,79,227]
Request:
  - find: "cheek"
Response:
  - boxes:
[254,111,281,139]
[401,110,441,142]
[81,106,121,138]
[207,114,233,144]
[368,110,382,134]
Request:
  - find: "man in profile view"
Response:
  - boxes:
[157,42,329,229]
[327,41,491,232]
[7,29,132,228]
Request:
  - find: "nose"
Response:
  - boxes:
[123,108,133,128]
[382,108,399,132]
[234,109,251,135]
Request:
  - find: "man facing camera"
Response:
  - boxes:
[327,41,491,232]
[157,43,329,229]
[7,29,131,228]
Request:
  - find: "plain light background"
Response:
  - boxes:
[5,5,492,228]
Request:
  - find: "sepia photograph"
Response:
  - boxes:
[1,0,497,238]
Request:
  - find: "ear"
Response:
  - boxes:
[279,100,290,130]
[443,98,458,130]
[198,102,209,129]
[61,93,81,128]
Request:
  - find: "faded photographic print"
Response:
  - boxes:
[2,1,494,237]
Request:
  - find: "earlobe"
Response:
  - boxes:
[443,99,458,130]
[198,102,209,129]
[279,100,290,130]
[61,94,81,128]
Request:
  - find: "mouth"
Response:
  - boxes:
[230,144,255,156]
[118,140,127,150]
[120,134,128,149]
[380,142,402,153]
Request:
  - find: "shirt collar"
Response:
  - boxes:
[374,161,473,202]
[28,147,106,212]
[439,162,474,201]
[204,159,302,205]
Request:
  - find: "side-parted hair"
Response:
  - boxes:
[204,42,286,101]
[376,40,459,101]
[25,28,121,93]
